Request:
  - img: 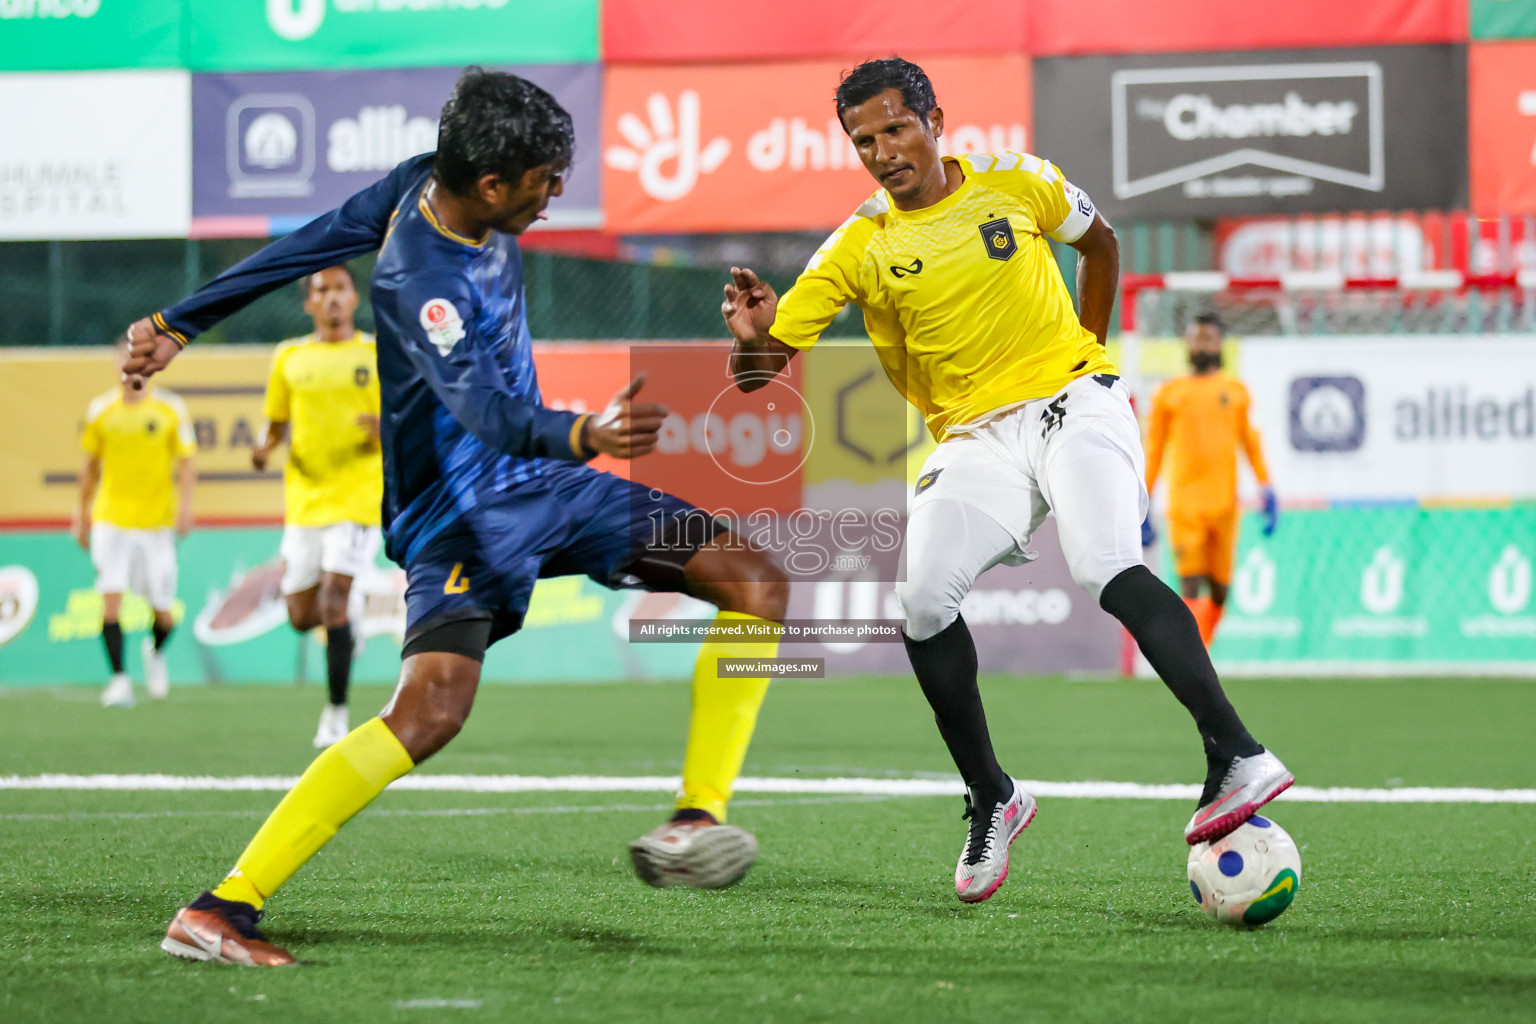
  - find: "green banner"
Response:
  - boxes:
[1472,0,1536,39]
[1185,506,1536,674]
[0,0,182,71]
[187,0,598,71]
[0,528,699,688]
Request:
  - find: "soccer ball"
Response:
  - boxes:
[1187,815,1302,927]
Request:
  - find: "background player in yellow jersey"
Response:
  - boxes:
[723,58,1291,903]
[73,342,196,708]
[251,265,383,748]
[1144,314,1278,648]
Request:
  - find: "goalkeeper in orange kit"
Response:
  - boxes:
[1144,313,1277,647]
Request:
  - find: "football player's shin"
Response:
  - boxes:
[675,612,777,823]
[211,717,413,909]
[1101,565,1260,763]
[903,616,1010,806]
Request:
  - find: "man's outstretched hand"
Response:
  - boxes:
[582,373,669,460]
[121,317,182,389]
[721,266,780,345]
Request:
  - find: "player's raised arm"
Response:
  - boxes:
[722,266,798,392]
[123,153,436,382]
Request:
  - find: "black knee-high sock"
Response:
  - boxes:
[101,621,124,674]
[325,623,354,706]
[152,620,172,651]
[1100,565,1261,764]
[903,615,1010,805]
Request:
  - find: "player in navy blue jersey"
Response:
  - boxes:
[123,69,788,967]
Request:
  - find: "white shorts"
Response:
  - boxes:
[91,523,178,611]
[280,522,383,595]
[897,374,1149,640]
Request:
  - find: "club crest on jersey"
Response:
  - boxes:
[354,366,370,387]
[419,298,465,356]
[979,218,1017,261]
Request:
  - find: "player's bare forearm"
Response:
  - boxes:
[730,337,798,393]
[1069,214,1120,347]
[177,459,196,534]
[73,457,101,546]
[252,421,288,471]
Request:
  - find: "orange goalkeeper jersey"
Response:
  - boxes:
[1145,371,1270,516]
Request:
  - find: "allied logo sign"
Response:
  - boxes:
[228,94,315,199]
[979,218,1018,261]
[1289,376,1365,453]
[1113,62,1383,203]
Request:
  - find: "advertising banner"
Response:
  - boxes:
[0,528,702,686]
[190,64,601,230]
[601,0,1026,63]
[0,344,635,527]
[1034,46,1467,219]
[1209,506,1536,675]
[1471,0,1536,39]
[186,0,598,72]
[1029,0,1466,57]
[188,65,602,231]
[0,0,181,71]
[1470,42,1536,213]
[1237,336,1536,503]
[0,71,190,240]
[602,56,1031,233]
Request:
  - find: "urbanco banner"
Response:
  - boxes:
[190,65,601,228]
[0,70,190,240]
[1034,46,1468,218]
[1237,336,1536,502]
[602,56,1031,233]
[0,0,181,70]
[186,0,598,71]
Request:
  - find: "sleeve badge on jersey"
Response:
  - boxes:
[419,298,466,356]
[978,218,1018,261]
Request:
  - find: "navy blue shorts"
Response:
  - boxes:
[400,464,719,652]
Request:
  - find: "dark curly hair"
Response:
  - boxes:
[434,67,574,196]
[835,57,937,130]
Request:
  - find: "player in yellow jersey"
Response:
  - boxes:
[73,342,196,708]
[251,265,383,748]
[722,58,1291,901]
[1144,313,1278,648]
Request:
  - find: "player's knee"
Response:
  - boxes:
[702,549,789,622]
[1070,551,1144,604]
[896,579,960,643]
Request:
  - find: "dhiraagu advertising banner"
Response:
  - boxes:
[0,528,705,687]
[1201,505,1536,676]
[187,0,600,72]
[0,0,183,71]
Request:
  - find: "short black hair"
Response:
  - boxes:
[434,67,574,196]
[835,57,937,129]
[298,263,355,297]
[1193,312,1226,336]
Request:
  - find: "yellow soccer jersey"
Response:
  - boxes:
[773,152,1116,439]
[80,388,196,530]
[263,333,383,527]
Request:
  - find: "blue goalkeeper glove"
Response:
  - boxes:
[1261,487,1279,536]
[1140,515,1157,548]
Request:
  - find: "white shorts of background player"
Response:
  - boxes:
[91,523,178,612]
[280,522,382,596]
[896,374,1149,641]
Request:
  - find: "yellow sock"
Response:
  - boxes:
[211,717,413,909]
[675,611,780,823]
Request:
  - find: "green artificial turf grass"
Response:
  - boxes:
[1,677,1533,1024]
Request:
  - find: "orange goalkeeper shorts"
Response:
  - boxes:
[1167,505,1241,585]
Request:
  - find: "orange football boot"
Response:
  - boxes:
[161,892,297,967]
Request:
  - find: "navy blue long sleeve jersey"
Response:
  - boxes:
[155,154,592,562]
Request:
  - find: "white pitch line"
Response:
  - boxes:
[0,774,1533,804]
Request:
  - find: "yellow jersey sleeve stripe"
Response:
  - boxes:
[151,312,190,348]
[569,414,592,458]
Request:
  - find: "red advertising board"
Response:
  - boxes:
[602,56,1031,233]
[1029,0,1466,56]
[601,0,1026,63]
[1470,41,1536,214]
